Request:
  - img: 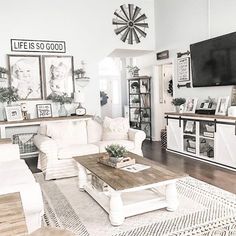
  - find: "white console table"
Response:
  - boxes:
[165,112,236,170]
[0,115,93,158]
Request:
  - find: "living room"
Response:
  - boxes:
[0,0,236,235]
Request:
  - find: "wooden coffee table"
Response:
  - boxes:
[73,152,187,226]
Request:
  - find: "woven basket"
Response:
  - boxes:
[13,133,37,154]
[161,129,167,149]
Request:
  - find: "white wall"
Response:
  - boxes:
[0,0,155,119]
[135,0,236,140]
[155,0,236,100]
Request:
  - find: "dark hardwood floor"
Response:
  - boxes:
[143,141,236,194]
[25,141,236,194]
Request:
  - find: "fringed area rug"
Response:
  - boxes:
[34,173,236,236]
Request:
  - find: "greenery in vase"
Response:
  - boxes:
[74,68,85,78]
[171,97,186,106]
[105,144,128,158]
[0,87,20,104]
[127,65,140,75]
[47,93,72,104]
[0,67,8,74]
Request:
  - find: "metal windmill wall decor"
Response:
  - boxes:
[112,4,148,45]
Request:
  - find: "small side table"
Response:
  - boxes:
[0,192,28,236]
[29,227,74,236]
[0,138,12,144]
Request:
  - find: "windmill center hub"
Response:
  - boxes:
[128,21,134,27]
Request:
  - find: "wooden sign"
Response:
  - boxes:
[11,39,66,53]
[231,86,236,106]
[156,50,169,60]
[177,57,190,82]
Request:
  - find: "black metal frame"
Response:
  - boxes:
[128,77,152,141]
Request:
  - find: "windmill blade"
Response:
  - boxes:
[114,11,128,22]
[128,28,134,45]
[120,5,129,21]
[132,6,141,21]
[128,4,134,20]
[135,22,149,28]
[134,14,147,23]
[112,19,128,26]
[115,25,128,35]
[133,28,141,43]
[134,26,147,37]
[121,28,130,42]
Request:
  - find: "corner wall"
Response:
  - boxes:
[0,0,155,119]
[155,0,236,100]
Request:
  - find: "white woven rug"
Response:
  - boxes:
[34,173,236,236]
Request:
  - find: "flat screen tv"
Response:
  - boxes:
[190,31,236,87]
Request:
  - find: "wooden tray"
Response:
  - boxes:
[98,156,135,168]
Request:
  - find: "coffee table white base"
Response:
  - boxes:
[77,163,179,226]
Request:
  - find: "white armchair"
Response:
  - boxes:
[0,143,44,233]
[34,118,146,180]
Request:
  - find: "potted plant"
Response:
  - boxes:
[74,68,86,79]
[47,93,72,116]
[0,87,20,105]
[171,98,186,113]
[105,144,128,163]
[127,65,140,77]
[0,67,8,79]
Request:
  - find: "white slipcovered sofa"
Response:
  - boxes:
[34,117,146,180]
[0,143,44,233]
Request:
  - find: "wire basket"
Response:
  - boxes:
[161,129,167,149]
[12,133,37,154]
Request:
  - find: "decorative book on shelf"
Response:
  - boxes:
[128,76,152,141]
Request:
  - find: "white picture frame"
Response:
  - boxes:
[5,105,23,121]
[184,97,198,113]
[177,57,190,82]
[215,96,229,116]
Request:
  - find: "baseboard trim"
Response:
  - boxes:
[166,149,236,172]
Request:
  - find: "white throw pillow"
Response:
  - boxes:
[46,121,87,148]
[102,117,129,141]
[87,119,103,143]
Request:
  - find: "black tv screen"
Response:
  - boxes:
[190,32,236,87]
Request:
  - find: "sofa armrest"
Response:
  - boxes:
[0,144,20,162]
[33,134,58,159]
[128,128,146,149]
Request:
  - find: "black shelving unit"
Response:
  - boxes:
[128,76,152,141]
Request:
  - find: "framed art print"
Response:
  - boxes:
[8,55,43,100]
[43,56,74,99]
[5,105,23,121]
[36,104,52,118]
[184,97,198,113]
[215,96,229,116]
[177,57,190,82]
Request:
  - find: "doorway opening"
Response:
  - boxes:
[153,62,174,140]
[99,57,122,118]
